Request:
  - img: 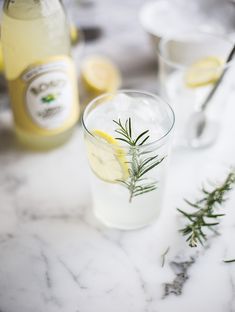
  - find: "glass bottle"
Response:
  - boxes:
[1,0,80,149]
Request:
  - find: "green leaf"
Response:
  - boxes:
[134,130,149,145]
[223,259,235,263]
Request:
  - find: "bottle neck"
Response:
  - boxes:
[4,0,63,19]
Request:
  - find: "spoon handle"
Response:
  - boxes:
[201,43,235,111]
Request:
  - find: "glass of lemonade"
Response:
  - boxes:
[158,32,235,148]
[82,90,175,230]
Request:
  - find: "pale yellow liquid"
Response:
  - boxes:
[1,0,78,150]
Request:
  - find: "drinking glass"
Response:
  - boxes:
[158,32,235,148]
[82,90,175,230]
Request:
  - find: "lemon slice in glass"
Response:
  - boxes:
[85,129,129,183]
[81,56,121,93]
[185,56,224,88]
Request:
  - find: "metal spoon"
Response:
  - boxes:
[186,43,235,148]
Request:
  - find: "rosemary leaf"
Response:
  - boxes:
[138,157,164,178]
[115,129,130,139]
[223,259,235,263]
[139,155,160,169]
[128,118,132,138]
[139,136,150,146]
[134,130,149,145]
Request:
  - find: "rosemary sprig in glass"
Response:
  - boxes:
[177,171,235,247]
[113,118,165,203]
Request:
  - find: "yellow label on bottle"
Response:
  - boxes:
[8,56,79,136]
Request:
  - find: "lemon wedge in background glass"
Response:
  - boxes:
[81,56,121,94]
[185,56,224,88]
[85,129,129,183]
[70,24,79,45]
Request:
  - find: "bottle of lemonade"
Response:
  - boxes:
[1,0,79,149]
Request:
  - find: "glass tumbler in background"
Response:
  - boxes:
[158,32,235,148]
[82,90,175,230]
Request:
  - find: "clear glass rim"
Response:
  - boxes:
[157,31,235,70]
[82,89,175,151]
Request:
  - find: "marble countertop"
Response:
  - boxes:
[1,1,235,311]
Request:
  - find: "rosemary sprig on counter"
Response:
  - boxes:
[113,118,165,203]
[178,171,235,248]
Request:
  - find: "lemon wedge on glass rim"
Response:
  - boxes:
[185,56,224,88]
[81,56,121,94]
[85,129,129,183]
